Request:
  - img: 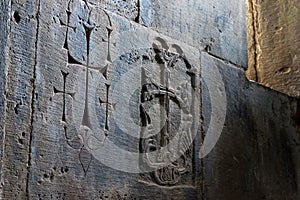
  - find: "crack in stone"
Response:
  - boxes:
[26,0,41,198]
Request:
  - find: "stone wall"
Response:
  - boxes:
[246,0,300,97]
[0,0,299,199]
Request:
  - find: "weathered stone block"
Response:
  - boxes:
[0,0,38,199]
[140,0,248,68]
[88,0,139,21]
[28,1,202,198]
[0,0,10,191]
[202,52,300,199]
[246,0,300,97]
[0,0,299,199]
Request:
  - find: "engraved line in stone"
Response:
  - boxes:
[99,84,116,133]
[67,7,113,130]
[53,70,75,122]
[139,39,196,186]
[103,9,113,63]
[81,22,94,129]
[62,9,72,51]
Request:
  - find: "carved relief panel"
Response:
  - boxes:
[38,0,200,197]
[138,39,198,186]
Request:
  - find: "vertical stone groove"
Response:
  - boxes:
[250,0,259,82]
[134,0,140,23]
[25,0,41,198]
[199,52,205,200]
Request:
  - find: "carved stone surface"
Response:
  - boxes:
[137,40,198,186]
[0,0,299,199]
[88,0,139,21]
[26,1,201,199]
[139,0,248,68]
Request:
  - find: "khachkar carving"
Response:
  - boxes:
[52,0,199,182]
[56,0,114,175]
[139,38,197,186]
[62,0,112,131]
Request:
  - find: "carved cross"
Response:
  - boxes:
[99,84,116,133]
[53,70,75,122]
[80,22,112,131]
[61,9,112,131]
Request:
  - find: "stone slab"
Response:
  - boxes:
[88,0,139,21]
[246,0,300,98]
[202,52,300,199]
[0,0,299,199]
[139,0,248,68]
[0,0,38,199]
[0,0,10,193]
[28,1,202,199]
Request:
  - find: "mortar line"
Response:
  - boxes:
[251,0,259,82]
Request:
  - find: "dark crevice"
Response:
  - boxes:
[14,103,19,115]
[204,45,211,52]
[18,138,24,145]
[250,0,259,81]
[199,64,205,200]
[63,125,68,141]
[106,27,112,62]
[13,11,21,23]
[293,99,300,126]
[140,68,150,127]
[82,0,90,10]
[63,35,68,50]
[134,0,140,23]
[101,65,108,79]
[189,68,198,190]
[26,0,41,199]
[67,53,82,65]
[105,84,110,131]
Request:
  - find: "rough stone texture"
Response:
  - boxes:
[139,0,248,68]
[246,0,300,97]
[0,0,39,199]
[202,52,300,199]
[88,0,139,21]
[28,1,201,199]
[0,0,10,192]
[0,0,299,199]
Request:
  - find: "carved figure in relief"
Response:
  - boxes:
[139,38,197,186]
[52,1,200,180]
